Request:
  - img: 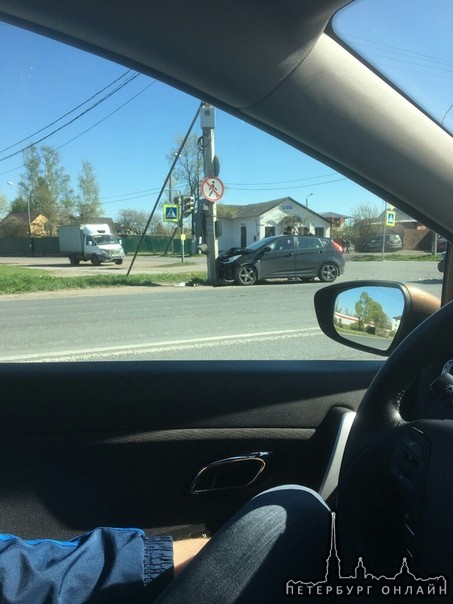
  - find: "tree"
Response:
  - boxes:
[0,216,28,238]
[282,215,304,233]
[355,291,390,331]
[41,146,75,223]
[117,209,150,235]
[0,193,8,219]
[351,201,381,240]
[15,145,76,234]
[167,134,203,201]
[17,146,41,214]
[77,160,102,221]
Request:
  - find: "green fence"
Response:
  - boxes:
[121,236,192,255]
[0,236,192,257]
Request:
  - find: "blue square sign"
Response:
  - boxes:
[163,204,180,222]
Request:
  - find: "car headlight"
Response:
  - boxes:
[222,255,242,264]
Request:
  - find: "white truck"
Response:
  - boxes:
[58,224,125,266]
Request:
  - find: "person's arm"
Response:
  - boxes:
[173,537,210,576]
[0,528,175,603]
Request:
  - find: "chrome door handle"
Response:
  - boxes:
[190,451,272,494]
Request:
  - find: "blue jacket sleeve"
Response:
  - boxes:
[0,528,173,603]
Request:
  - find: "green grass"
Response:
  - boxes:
[0,265,207,295]
[349,253,440,262]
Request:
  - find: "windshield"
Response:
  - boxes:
[94,235,119,245]
[246,237,277,251]
[333,0,453,133]
[0,2,447,362]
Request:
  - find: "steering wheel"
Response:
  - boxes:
[336,299,453,582]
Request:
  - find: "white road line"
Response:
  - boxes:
[0,327,322,362]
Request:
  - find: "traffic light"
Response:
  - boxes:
[182,196,195,217]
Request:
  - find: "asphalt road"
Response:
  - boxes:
[0,257,442,362]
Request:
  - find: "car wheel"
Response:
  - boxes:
[234,264,257,286]
[91,254,101,266]
[69,256,80,266]
[114,259,123,265]
[318,263,338,282]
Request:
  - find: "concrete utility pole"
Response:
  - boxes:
[201,103,218,284]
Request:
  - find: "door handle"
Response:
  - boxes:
[190,451,272,494]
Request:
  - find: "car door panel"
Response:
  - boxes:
[258,239,296,277]
[0,360,382,540]
[294,237,326,276]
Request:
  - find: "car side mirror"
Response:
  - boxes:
[263,246,272,253]
[314,281,440,356]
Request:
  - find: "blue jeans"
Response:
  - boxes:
[156,485,331,604]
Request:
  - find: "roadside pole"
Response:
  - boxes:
[179,195,185,263]
[201,104,219,284]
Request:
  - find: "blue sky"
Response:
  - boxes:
[0,0,451,222]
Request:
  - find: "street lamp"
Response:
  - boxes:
[306,192,313,207]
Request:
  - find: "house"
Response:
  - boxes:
[0,211,50,237]
[216,197,331,250]
[321,212,350,229]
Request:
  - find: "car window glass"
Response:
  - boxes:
[275,238,294,251]
[298,237,322,250]
[333,0,452,131]
[0,19,444,363]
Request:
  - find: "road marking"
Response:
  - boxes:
[0,328,322,362]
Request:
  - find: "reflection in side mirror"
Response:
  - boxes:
[334,286,405,352]
[263,246,272,253]
[314,281,440,356]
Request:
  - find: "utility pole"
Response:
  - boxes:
[201,103,219,284]
[178,194,185,263]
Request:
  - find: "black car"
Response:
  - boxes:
[362,234,403,252]
[216,235,345,285]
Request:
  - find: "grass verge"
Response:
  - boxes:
[0,266,207,295]
[349,253,441,262]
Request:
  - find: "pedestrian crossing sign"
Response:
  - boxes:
[163,204,180,222]
[386,209,396,227]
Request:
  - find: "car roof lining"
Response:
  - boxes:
[0,0,350,109]
[1,0,452,238]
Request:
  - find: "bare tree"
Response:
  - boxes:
[166,134,203,199]
[117,209,149,235]
[351,201,381,240]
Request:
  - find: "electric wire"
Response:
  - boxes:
[0,70,135,155]
[0,79,155,177]
[0,72,140,163]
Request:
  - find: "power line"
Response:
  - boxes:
[0,72,140,163]
[227,172,339,186]
[0,70,135,155]
[99,175,348,208]
[343,34,453,71]
[226,177,347,192]
[0,79,155,177]
[53,81,156,153]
